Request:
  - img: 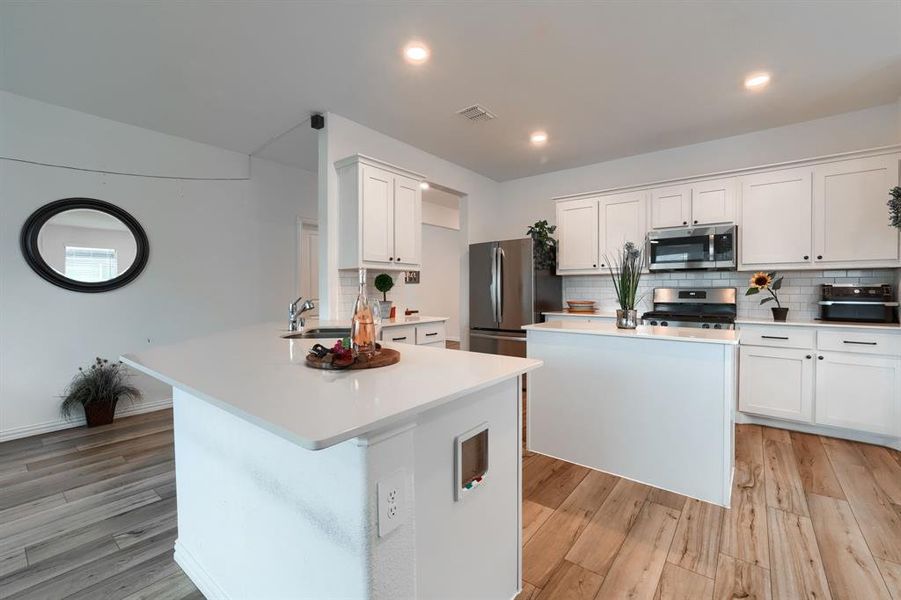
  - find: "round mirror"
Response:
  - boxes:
[20,198,149,292]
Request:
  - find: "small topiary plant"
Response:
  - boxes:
[889,186,901,230]
[374,273,394,302]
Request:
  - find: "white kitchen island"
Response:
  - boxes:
[122,323,540,600]
[524,320,738,507]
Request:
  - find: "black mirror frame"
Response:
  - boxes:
[20,198,149,293]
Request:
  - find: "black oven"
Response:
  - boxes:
[647,225,736,271]
[819,284,899,323]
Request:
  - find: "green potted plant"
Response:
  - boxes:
[526,220,557,272]
[889,186,901,229]
[606,241,645,329]
[746,271,787,321]
[61,357,141,427]
[374,273,395,319]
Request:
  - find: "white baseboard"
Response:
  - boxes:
[174,540,230,600]
[735,412,901,451]
[0,397,173,442]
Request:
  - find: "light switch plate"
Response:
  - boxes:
[377,469,406,537]
[404,271,420,284]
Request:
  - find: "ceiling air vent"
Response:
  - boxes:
[457,104,497,122]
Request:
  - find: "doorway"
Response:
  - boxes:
[297,219,319,314]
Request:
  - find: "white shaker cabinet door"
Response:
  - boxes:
[690,177,736,226]
[393,174,421,267]
[739,167,813,267]
[599,191,647,268]
[739,345,814,423]
[650,185,691,229]
[556,198,599,271]
[360,165,395,264]
[815,352,901,437]
[813,154,901,264]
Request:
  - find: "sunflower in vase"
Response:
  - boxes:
[745,271,788,321]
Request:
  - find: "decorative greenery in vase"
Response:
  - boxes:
[374,273,395,318]
[889,186,901,229]
[606,242,645,328]
[526,220,557,271]
[745,271,788,321]
[61,357,141,427]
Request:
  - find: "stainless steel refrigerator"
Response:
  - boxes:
[469,238,562,357]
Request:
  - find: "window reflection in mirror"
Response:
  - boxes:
[37,209,138,283]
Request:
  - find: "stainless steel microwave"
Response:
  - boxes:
[647,225,737,271]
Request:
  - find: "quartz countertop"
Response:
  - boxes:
[542,311,618,318]
[736,318,901,331]
[122,322,540,451]
[379,315,447,327]
[524,320,740,345]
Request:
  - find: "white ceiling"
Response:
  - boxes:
[2,1,899,181]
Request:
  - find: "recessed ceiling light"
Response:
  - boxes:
[403,42,430,65]
[744,72,771,90]
[530,131,548,146]
[420,182,430,190]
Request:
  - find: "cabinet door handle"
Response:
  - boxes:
[693,220,698,224]
[425,332,438,337]
[803,255,809,260]
[817,255,823,260]
[396,257,401,262]
[843,340,877,346]
[761,335,789,340]
[806,355,812,359]
[392,336,407,341]
[389,257,394,261]
[682,221,688,225]
[818,355,824,360]
[592,264,597,268]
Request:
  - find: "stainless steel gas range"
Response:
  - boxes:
[641,287,737,330]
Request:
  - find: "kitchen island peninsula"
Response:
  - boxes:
[524,320,738,506]
[122,323,540,600]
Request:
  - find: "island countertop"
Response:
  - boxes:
[122,322,540,451]
[524,320,740,345]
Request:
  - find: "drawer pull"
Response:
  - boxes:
[425,332,438,337]
[761,335,789,340]
[392,336,407,341]
[843,340,877,346]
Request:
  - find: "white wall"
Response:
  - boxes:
[0,93,317,440]
[491,102,901,241]
[318,113,502,348]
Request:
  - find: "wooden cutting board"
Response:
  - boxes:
[305,347,400,370]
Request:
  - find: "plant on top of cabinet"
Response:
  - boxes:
[606,242,645,329]
[526,220,557,271]
[746,271,787,321]
[374,273,395,319]
[889,186,901,229]
[61,357,141,427]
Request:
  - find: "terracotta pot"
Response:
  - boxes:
[83,401,116,427]
[771,307,789,322]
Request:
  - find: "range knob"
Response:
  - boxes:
[701,323,711,329]
[714,323,723,329]
[649,320,658,326]
[660,321,669,327]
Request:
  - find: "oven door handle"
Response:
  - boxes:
[818,301,899,306]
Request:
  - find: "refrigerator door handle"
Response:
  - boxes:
[497,246,505,324]
[470,332,526,342]
[490,245,498,324]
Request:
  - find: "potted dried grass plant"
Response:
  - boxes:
[606,242,645,329]
[61,357,141,427]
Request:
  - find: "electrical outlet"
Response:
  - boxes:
[377,469,406,537]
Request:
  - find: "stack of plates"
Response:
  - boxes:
[566,300,597,313]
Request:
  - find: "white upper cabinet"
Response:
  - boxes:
[813,154,900,265]
[739,167,813,268]
[392,175,421,267]
[650,185,691,229]
[556,197,599,272]
[691,178,736,226]
[650,179,735,229]
[599,191,648,268]
[337,155,424,270]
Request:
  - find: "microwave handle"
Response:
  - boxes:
[708,234,715,262]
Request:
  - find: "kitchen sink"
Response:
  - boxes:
[281,327,351,340]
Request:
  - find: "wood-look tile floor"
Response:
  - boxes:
[2,400,900,599]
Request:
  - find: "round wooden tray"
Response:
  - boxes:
[305,347,400,370]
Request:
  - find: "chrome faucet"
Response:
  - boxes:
[289,297,315,332]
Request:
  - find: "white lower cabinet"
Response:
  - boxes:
[380,321,448,347]
[739,345,814,423]
[814,351,901,436]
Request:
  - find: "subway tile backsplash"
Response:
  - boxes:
[562,268,900,321]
